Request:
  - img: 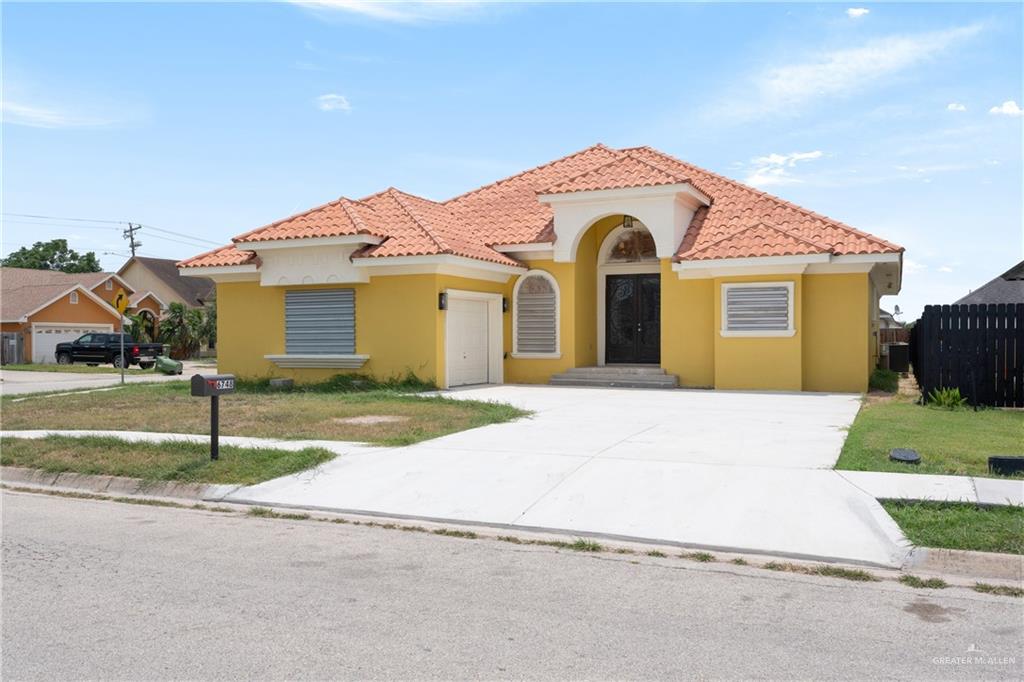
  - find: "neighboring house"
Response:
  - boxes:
[0,268,127,363]
[118,256,214,310]
[954,260,1024,305]
[179,144,904,392]
[879,309,904,329]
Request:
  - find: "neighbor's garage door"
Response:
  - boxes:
[447,298,490,387]
[31,324,111,363]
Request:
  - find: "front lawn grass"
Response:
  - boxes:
[1,380,528,446]
[2,363,150,375]
[0,435,334,485]
[881,501,1024,555]
[835,396,1024,477]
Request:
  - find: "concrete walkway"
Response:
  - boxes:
[840,470,1023,507]
[6,386,1016,568]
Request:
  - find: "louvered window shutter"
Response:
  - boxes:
[724,285,791,332]
[515,275,557,354]
[285,289,356,354]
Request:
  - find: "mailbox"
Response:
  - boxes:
[191,374,236,397]
[191,374,235,460]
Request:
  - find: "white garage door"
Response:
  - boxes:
[447,298,490,387]
[32,324,112,363]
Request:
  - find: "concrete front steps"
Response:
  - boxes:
[549,366,679,389]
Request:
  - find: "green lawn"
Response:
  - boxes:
[882,501,1024,555]
[836,396,1024,477]
[1,380,528,446]
[3,363,150,375]
[1,435,333,485]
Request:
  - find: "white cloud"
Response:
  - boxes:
[292,1,486,24]
[846,8,870,18]
[903,258,927,274]
[1,100,114,128]
[946,102,966,112]
[720,24,982,119]
[316,94,352,112]
[745,150,824,187]
[989,100,1023,116]
[938,266,954,273]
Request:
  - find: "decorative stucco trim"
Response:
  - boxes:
[264,354,369,369]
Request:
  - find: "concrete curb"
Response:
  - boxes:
[4,466,1021,588]
[1,466,240,501]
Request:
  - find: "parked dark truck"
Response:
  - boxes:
[55,333,163,369]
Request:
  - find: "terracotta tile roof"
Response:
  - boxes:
[178,244,258,268]
[683,222,831,261]
[353,188,521,267]
[540,152,691,195]
[445,143,622,246]
[180,143,902,269]
[618,146,902,261]
[234,197,385,244]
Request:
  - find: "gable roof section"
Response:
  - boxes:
[353,188,520,266]
[121,256,215,305]
[0,268,123,322]
[179,143,902,269]
[954,260,1024,305]
[233,197,386,244]
[539,152,693,195]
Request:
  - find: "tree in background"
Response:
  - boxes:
[201,299,217,349]
[1,239,102,273]
[158,302,213,359]
[127,311,157,343]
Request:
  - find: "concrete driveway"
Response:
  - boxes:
[0,361,215,396]
[226,386,911,567]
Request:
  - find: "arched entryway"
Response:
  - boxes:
[597,218,660,366]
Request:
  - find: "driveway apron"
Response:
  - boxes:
[225,385,911,567]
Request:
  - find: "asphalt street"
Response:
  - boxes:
[2,490,1021,680]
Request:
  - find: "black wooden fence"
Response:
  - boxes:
[910,303,1023,407]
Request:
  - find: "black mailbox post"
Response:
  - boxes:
[190,374,236,460]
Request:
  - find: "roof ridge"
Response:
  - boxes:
[443,143,615,205]
[682,220,830,259]
[540,149,693,194]
[337,197,380,236]
[232,196,350,243]
[386,188,453,254]
[624,146,901,252]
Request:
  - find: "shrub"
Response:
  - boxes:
[927,387,968,409]
[869,368,899,393]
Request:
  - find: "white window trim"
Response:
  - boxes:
[720,281,796,338]
[105,279,113,290]
[512,269,561,359]
[69,291,79,304]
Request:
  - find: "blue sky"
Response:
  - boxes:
[3,1,1021,319]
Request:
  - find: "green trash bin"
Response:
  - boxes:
[155,355,183,375]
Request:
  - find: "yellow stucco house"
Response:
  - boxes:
[179,144,903,392]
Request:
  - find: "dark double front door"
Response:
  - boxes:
[605,274,660,364]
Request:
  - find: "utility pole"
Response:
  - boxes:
[123,222,142,256]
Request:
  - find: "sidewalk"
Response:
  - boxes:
[5,427,1020,569]
[839,470,1023,506]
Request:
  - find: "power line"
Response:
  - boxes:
[143,232,216,248]
[138,224,221,246]
[3,212,223,248]
[2,212,127,225]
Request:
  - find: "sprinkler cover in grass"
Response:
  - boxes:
[889,448,921,465]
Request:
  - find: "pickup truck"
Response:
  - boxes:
[55,333,164,369]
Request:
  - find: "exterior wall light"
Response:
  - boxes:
[438,292,448,310]
[623,215,634,230]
